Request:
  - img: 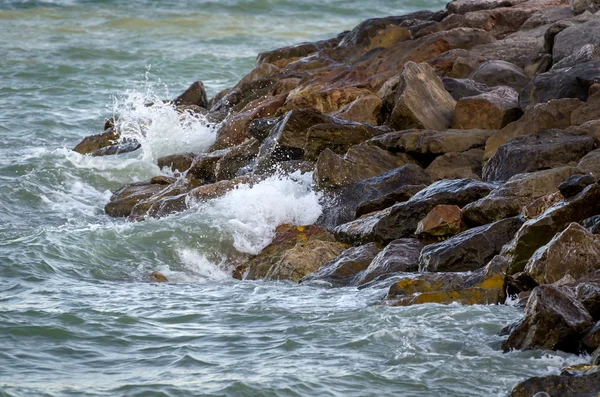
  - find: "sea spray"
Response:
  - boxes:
[111,79,218,163]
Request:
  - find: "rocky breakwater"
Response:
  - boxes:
[74,0,600,394]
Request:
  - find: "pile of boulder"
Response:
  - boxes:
[73,0,600,393]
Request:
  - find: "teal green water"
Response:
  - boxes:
[0,1,583,396]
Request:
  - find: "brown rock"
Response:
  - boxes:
[385,62,457,131]
[451,86,522,130]
[510,370,600,397]
[502,284,594,352]
[157,152,196,173]
[415,204,465,237]
[149,271,168,283]
[214,138,261,181]
[355,184,427,218]
[484,98,583,161]
[105,181,167,218]
[524,222,600,284]
[332,94,383,125]
[264,240,349,282]
[173,81,208,109]
[522,191,564,220]
[464,167,578,226]
[386,255,508,306]
[301,243,382,287]
[243,224,335,280]
[370,128,495,155]
[313,145,416,190]
[303,122,383,162]
[425,149,484,181]
[503,183,600,274]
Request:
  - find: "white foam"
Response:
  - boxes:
[111,80,217,163]
[198,171,323,255]
[176,248,231,281]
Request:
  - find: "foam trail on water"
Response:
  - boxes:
[201,171,323,255]
[111,78,218,163]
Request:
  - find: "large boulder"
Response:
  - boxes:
[576,282,600,321]
[578,149,600,177]
[73,128,140,157]
[502,285,594,352]
[385,255,508,306]
[483,129,594,182]
[173,81,208,109]
[424,149,484,181]
[334,178,494,245]
[571,88,600,126]
[484,98,583,161]
[551,43,600,70]
[524,222,600,285]
[369,128,494,156]
[468,60,530,91]
[253,108,332,172]
[313,145,416,190]
[264,240,348,282]
[553,19,600,63]
[451,86,522,130]
[300,243,382,287]
[558,173,597,198]
[355,184,426,218]
[385,62,457,131]
[214,138,261,181]
[240,224,336,280]
[419,217,524,272]
[442,77,493,100]
[519,61,600,111]
[511,371,600,397]
[317,164,430,227]
[504,182,600,274]
[354,238,424,286]
[303,123,385,161]
[463,166,579,226]
[157,152,196,173]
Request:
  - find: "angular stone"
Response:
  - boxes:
[355,184,426,218]
[452,86,522,130]
[463,167,579,226]
[483,129,594,182]
[303,123,384,162]
[264,240,348,282]
[502,285,594,352]
[241,224,336,280]
[386,62,456,131]
[419,217,524,272]
[559,173,597,198]
[335,178,494,245]
[173,81,208,109]
[468,60,530,91]
[581,215,600,234]
[214,138,260,181]
[484,98,583,161]
[332,94,383,125]
[519,60,600,111]
[425,149,484,181]
[446,0,527,15]
[504,183,600,274]
[149,271,168,283]
[354,238,424,286]
[553,19,600,63]
[318,164,430,227]
[253,109,332,172]
[188,150,229,182]
[415,204,465,237]
[525,222,600,284]
[370,128,494,155]
[300,243,382,287]
[386,255,508,306]
[571,89,600,126]
[313,145,416,190]
[73,128,122,155]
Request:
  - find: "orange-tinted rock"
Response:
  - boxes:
[415,204,465,237]
[452,86,522,130]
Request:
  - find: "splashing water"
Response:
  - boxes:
[196,171,324,255]
[111,76,218,163]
